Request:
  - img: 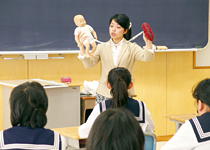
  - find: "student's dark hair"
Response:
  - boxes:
[86,108,144,150]
[109,14,132,40]
[10,81,48,128]
[192,78,210,107]
[108,67,131,108]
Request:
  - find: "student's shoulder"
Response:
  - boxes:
[129,97,143,102]
[128,98,144,106]
[188,113,210,143]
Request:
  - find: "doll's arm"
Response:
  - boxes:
[91,30,97,40]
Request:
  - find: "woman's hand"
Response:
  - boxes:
[143,32,152,49]
[78,32,87,55]
[78,32,87,45]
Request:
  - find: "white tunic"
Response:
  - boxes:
[161,112,210,150]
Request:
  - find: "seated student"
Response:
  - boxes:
[0,81,67,150]
[79,67,155,138]
[86,108,145,150]
[161,78,210,150]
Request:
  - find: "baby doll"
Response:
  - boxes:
[74,14,97,57]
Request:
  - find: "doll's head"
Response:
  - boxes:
[74,14,86,27]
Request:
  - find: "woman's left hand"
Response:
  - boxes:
[143,32,152,49]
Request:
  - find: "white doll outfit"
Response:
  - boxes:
[74,25,95,44]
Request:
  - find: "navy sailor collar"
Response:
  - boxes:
[189,112,210,143]
[99,98,145,123]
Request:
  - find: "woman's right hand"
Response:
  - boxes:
[78,32,87,45]
[78,31,87,55]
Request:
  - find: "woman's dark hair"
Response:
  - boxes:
[109,14,132,40]
[108,67,131,108]
[192,78,210,107]
[10,81,48,128]
[86,108,144,150]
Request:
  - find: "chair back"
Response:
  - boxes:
[144,132,156,150]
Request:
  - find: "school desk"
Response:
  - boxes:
[51,126,86,150]
[164,113,197,132]
[80,95,95,124]
[52,126,170,150]
[0,79,82,129]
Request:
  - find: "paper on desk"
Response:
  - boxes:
[0,79,68,89]
[32,79,68,88]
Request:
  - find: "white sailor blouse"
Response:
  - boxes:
[161,112,210,150]
[79,98,155,138]
[0,126,67,150]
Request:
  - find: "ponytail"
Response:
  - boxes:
[108,67,132,109]
[110,77,129,108]
[30,108,47,128]
[124,28,132,40]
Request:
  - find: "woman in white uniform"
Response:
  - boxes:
[79,67,155,138]
[161,78,210,150]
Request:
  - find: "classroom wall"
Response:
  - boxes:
[1,51,210,135]
[0,54,101,130]
[133,51,210,135]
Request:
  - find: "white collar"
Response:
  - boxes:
[110,38,125,46]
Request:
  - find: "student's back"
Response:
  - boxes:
[161,78,210,150]
[78,67,154,138]
[99,97,154,131]
[0,81,67,150]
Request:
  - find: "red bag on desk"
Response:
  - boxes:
[61,77,71,83]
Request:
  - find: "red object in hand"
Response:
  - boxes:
[142,22,154,41]
[61,77,71,83]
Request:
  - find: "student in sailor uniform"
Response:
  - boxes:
[161,78,210,150]
[86,108,145,150]
[78,67,155,138]
[0,82,67,150]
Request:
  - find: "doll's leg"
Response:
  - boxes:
[90,42,97,57]
[84,43,90,58]
[78,45,85,55]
